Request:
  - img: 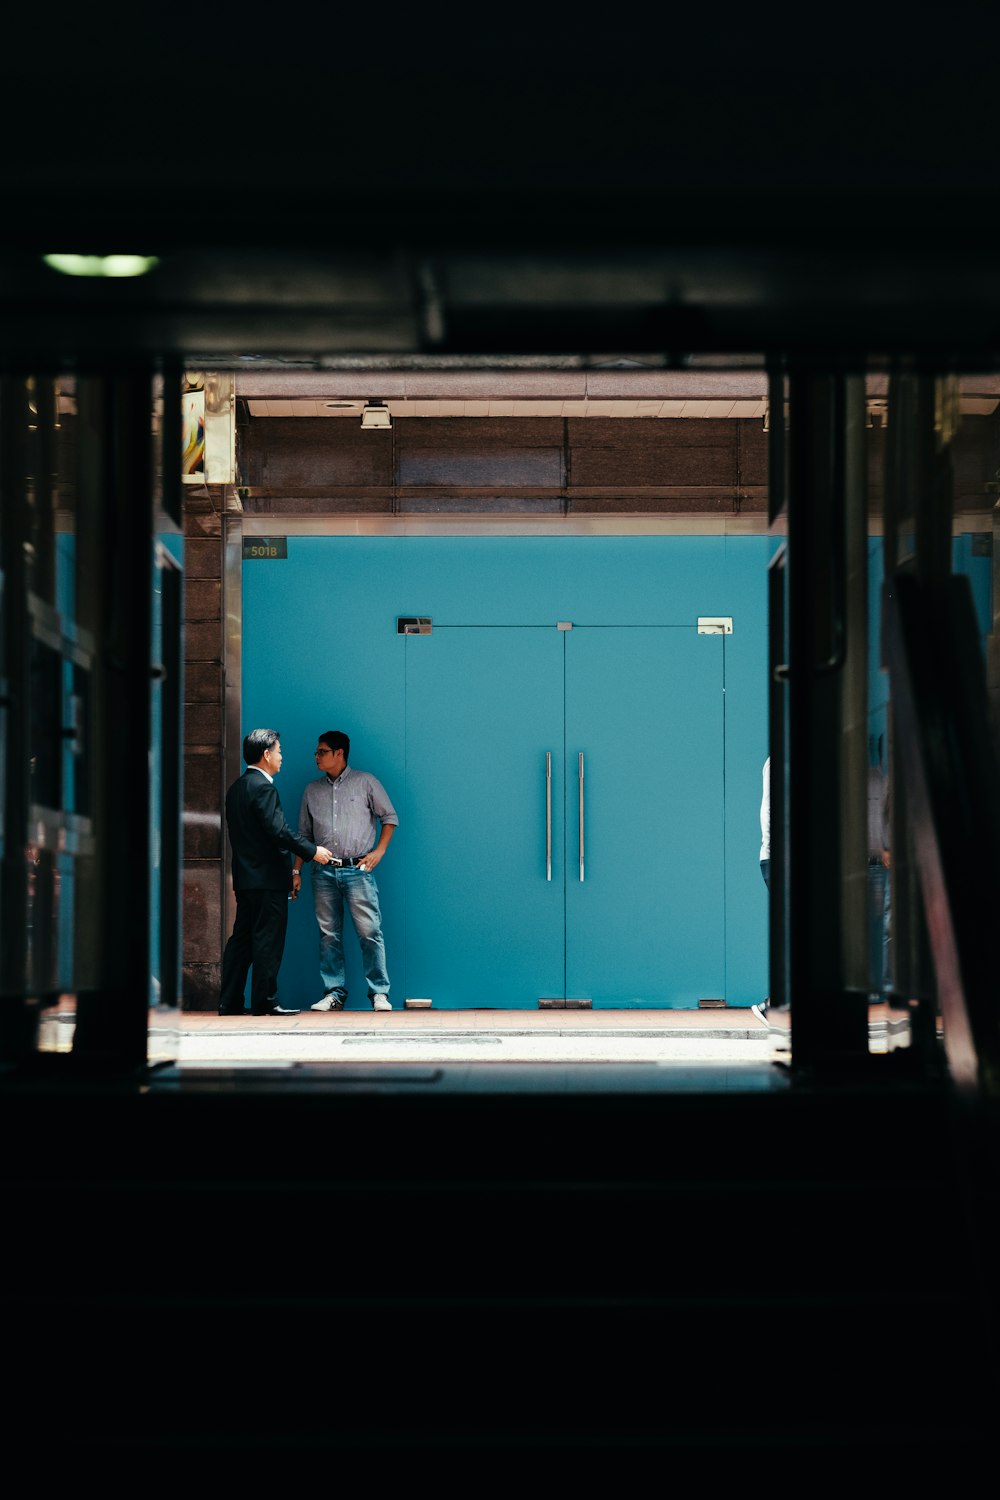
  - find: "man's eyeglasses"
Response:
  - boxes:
[314,747,333,757]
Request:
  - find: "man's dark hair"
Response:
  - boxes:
[318,729,350,762]
[243,728,280,765]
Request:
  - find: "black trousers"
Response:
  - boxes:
[219,888,289,1014]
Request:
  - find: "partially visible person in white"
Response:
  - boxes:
[759,755,770,889]
[753,756,770,1025]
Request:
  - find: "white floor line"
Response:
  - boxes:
[177,1035,770,1065]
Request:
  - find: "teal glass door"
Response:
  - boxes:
[404,623,726,1008]
[403,626,565,1008]
[565,627,726,1007]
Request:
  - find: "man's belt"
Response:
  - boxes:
[329,855,364,867]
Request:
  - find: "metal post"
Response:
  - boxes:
[71,368,155,1070]
[785,368,870,1073]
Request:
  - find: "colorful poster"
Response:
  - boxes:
[181,374,205,481]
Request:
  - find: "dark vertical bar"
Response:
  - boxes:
[0,383,5,928]
[766,362,790,1026]
[767,362,787,528]
[990,498,1000,769]
[158,557,183,1010]
[0,376,36,1058]
[767,545,788,1015]
[72,375,107,1001]
[27,377,60,1004]
[72,368,154,1070]
[786,368,869,1072]
[839,377,871,999]
[882,373,943,1061]
[159,360,184,530]
[222,514,243,963]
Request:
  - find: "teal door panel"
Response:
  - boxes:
[565,628,725,1007]
[404,627,565,1008]
[243,539,406,1010]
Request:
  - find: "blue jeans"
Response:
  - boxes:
[867,863,892,996]
[312,865,390,1003]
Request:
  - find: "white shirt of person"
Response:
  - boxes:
[760,756,770,863]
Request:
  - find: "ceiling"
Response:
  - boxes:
[237,370,1000,422]
[246,397,772,420]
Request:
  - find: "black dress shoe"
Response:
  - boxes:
[252,1005,300,1016]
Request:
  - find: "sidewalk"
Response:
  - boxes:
[169,1005,774,1067]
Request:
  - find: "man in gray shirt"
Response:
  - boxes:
[293,728,399,1011]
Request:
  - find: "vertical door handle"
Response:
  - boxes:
[545,751,552,881]
[578,751,585,882]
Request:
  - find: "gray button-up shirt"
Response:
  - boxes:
[297,765,399,861]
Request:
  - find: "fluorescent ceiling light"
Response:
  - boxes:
[43,253,160,278]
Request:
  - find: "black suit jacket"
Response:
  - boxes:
[225,769,317,891]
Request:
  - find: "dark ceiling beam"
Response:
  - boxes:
[5,246,1000,363]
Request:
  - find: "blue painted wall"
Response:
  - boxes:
[242,535,775,1008]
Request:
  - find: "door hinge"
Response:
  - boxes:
[697,617,733,634]
[397,617,432,635]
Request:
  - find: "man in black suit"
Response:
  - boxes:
[219,728,333,1016]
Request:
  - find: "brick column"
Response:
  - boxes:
[182,489,226,1008]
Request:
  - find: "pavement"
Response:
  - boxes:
[42,998,909,1075]
[163,1004,776,1068]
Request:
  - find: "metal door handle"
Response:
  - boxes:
[545,751,552,882]
[578,751,585,882]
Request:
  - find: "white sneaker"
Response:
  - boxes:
[371,994,392,1011]
[311,993,343,1011]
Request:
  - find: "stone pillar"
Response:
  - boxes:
[182,488,226,1008]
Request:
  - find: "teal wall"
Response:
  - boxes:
[241,535,775,1008]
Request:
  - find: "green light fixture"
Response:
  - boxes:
[42,253,160,278]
